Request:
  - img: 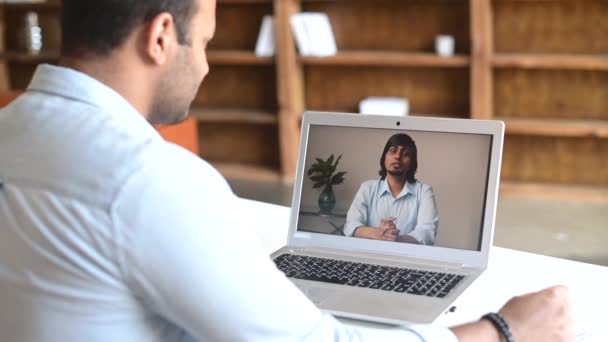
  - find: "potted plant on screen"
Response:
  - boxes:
[307,154,347,215]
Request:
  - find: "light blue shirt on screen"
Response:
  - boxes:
[344,179,439,245]
[0,64,455,341]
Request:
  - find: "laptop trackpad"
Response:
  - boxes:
[300,285,338,305]
[304,284,440,323]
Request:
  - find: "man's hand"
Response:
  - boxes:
[499,285,574,342]
[451,285,573,342]
[352,217,398,241]
[378,217,398,241]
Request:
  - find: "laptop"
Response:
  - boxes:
[271,111,504,324]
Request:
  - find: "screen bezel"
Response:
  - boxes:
[287,112,504,269]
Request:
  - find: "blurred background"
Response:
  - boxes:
[1,0,606,265]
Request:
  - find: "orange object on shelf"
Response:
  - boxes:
[155,117,200,155]
[0,91,22,108]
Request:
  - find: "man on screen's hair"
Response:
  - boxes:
[0,0,574,341]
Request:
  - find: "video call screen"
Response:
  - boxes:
[296,124,493,252]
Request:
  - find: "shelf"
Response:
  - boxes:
[191,107,277,125]
[217,0,271,3]
[0,50,59,63]
[493,53,608,71]
[2,0,61,9]
[0,50,273,65]
[212,162,282,182]
[499,117,608,139]
[300,51,470,68]
[500,181,608,204]
[207,50,273,65]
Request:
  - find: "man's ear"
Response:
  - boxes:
[146,12,177,65]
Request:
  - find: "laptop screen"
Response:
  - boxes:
[296,124,493,252]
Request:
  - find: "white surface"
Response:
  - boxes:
[242,198,608,341]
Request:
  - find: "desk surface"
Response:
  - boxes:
[239,198,608,340]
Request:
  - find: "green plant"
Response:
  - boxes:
[307,154,347,189]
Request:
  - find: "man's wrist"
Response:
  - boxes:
[481,313,515,342]
[478,318,503,342]
[353,226,365,238]
[449,319,503,342]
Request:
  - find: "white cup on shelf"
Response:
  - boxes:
[435,35,455,57]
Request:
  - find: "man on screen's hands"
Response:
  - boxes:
[379,217,398,241]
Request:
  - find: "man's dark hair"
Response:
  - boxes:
[379,133,418,184]
[61,0,198,56]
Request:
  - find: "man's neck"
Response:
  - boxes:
[386,175,406,198]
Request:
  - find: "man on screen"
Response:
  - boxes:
[344,133,438,245]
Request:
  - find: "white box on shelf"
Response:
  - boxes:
[290,12,337,57]
[290,14,314,56]
[255,15,275,57]
[359,97,410,116]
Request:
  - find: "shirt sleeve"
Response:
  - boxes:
[407,184,438,246]
[113,144,454,341]
[343,182,370,237]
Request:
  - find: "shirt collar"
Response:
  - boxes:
[380,177,416,199]
[26,64,155,134]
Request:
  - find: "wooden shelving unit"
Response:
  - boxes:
[1,50,59,63]
[191,107,277,125]
[207,50,273,65]
[482,0,608,200]
[1,0,607,199]
[500,118,608,139]
[300,51,470,68]
[493,53,608,71]
[500,181,608,204]
[193,0,283,180]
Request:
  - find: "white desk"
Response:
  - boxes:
[240,198,608,340]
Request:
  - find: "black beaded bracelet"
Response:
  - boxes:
[482,312,515,342]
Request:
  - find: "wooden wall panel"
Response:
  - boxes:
[198,123,280,168]
[303,0,470,53]
[211,3,272,50]
[502,135,608,186]
[305,66,470,117]
[494,0,608,54]
[8,62,36,89]
[470,0,493,119]
[275,0,304,180]
[194,65,277,110]
[0,6,8,91]
[494,69,608,120]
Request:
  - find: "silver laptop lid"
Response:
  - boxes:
[287,112,504,269]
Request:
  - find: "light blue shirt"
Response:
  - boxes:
[344,179,438,245]
[0,64,455,341]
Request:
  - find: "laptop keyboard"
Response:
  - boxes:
[273,254,465,298]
